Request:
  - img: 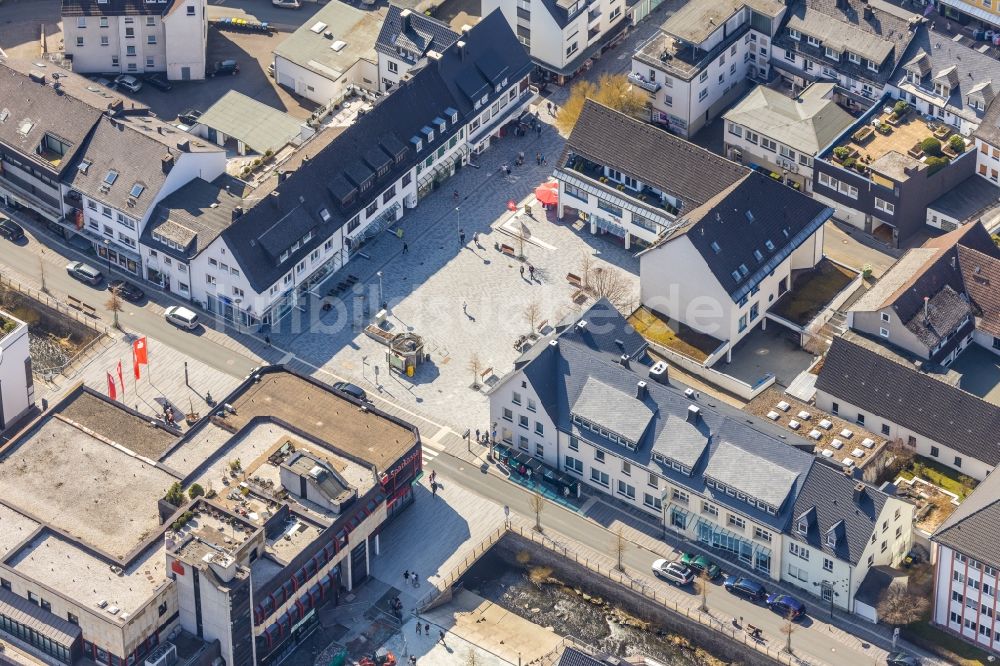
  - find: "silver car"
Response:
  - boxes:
[165,306,199,330]
[66,261,103,285]
[652,559,695,586]
[114,74,143,93]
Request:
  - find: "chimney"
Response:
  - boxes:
[160,154,174,174]
[620,354,630,369]
[687,405,701,423]
[924,295,930,322]
[853,482,866,504]
[636,380,648,399]
[232,205,243,221]
[400,8,412,31]
[576,320,588,331]
[176,139,190,152]
[28,71,46,84]
[862,0,874,19]
[461,24,472,35]
[278,170,287,183]
[456,39,467,60]
[648,360,669,384]
[270,191,280,208]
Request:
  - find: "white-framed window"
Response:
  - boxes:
[824,46,839,60]
[880,327,890,338]
[806,35,820,47]
[848,51,860,64]
[702,501,718,517]
[728,514,746,529]
[565,456,583,474]
[591,469,610,486]
[875,198,895,215]
[881,312,891,323]
[617,480,636,499]
[789,28,800,40]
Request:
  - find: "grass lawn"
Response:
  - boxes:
[771,259,857,325]
[628,307,721,363]
[898,456,978,500]
[903,622,993,665]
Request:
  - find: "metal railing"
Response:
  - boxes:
[416,526,506,611]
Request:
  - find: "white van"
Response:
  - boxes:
[165,306,199,330]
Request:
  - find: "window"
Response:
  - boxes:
[930,445,939,457]
[738,314,748,333]
[699,70,708,83]
[644,493,662,510]
[702,501,718,517]
[856,413,865,426]
[27,591,38,605]
[68,612,79,625]
[591,469,610,486]
[565,455,583,474]
[761,138,777,152]
[825,46,839,60]
[789,28,800,40]
[617,480,636,499]
[789,542,810,561]
[502,408,513,422]
[753,527,772,542]
[807,35,820,47]
[518,414,528,429]
[101,35,109,46]
[622,460,631,476]
[112,55,119,67]
[823,557,834,572]
[672,488,689,503]
[146,56,154,68]
[512,391,522,405]
[568,436,579,452]
[126,45,136,56]
[534,422,544,435]
[698,88,708,102]
[881,424,891,436]
[366,201,378,217]
[206,274,216,285]
[874,198,895,215]
[147,34,156,45]
[518,435,528,451]
[187,4,196,15]
[955,456,962,468]
[728,514,746,529]
[527,398,536,412]
[76,36,84,47]
[648,473,658,488]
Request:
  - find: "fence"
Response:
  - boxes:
[507,524,799,666]
[416,526,506,612]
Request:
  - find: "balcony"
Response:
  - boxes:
[628,71,661,93]
[63,190,82,209]
[564,155,678,214]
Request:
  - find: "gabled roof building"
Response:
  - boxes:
[489,299,913,615]
[374,5,458,93]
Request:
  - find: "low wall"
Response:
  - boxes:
[490,530,791,666]
[647,339,775,401]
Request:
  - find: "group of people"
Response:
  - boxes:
[402,570,420,587]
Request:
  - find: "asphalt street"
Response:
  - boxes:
[0,221,258,379]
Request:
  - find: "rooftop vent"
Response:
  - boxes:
[648,360,669,384]
[576,320,588,330]
[854,482,866,503]
[620,353,630,369]
[636,380,648,399]
[687,405,701,423]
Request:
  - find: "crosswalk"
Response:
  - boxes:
[421,437,446,466]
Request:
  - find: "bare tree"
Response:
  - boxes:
[695,569,711,613]
[877,585,930,628]
[587,265,635,312]
[39,249,48,294]
[872,438,916,483]
[106,285,123,330]
[513,219,530,259]
[613,526,627,572]
[467,353,483,390]
[779,610,797,654]
[523,301,542,335]
[465,648,480,666]
[554,74,646,134]
[577,252,594,289]
[529,489,544,532]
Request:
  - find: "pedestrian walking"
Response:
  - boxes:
[431,481,438,497]
[462,300,468,314]
[528,264,535,279]
[402,242,409,254]
[439,630,446,645]
[473,232,479,246]
[520,265,525,277]
[547,101,553,115]
[536,124,542,136]
[265,335,271,347]
[404,570,410,583]
[459,230,466,244]
[416,622,422,636]
[475,428,481,441]
[425,623,430,635]
[536,152,541,165]
[412,572,419,587]
[453,189,460,202]
[541,155,546,166]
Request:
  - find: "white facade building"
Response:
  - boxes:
[630,0,785,138]
[62,0,207,80]
[374,6,458,94]
[0,312,32,433]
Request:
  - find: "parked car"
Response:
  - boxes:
[0,217,25,241]
[766,594,806,619]
[66,261,103,285]
[886,653,920,666]
[165,306,199,330]
[114,74,143,93]
[178,109,203,126]
[207,60,239,77]
[108,279,145,302]
[680,553,722,580]
[144,73,172,92]
[652,560,694,586]
[88,75,113,88]
[272,0,301,6]
[333,381,367,401]
[723,576,767,602]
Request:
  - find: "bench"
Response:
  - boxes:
[67,295,83,311]
[566,272,583,287]
[500,244,515,257]
[480,367,493,381]
[571,289,588,303]
[537,319,548,333]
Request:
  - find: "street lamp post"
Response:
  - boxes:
[234,298,242,333]
[103,239,113,278]
[455,206,460,232]
[376,270,384,310]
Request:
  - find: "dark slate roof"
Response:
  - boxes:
[789,461,891,565]
[902,285,972,348]
[508,300,817,531]
[933,468,1000,565]
[958,244,1000,337]
[774,0,921,85]
[854,565,907,607]
[975,94,1000,147]
[224,10,530,292]
[558,647,609,666]
[141,175,246,261]
[375,4,458,58]
[659,172,834,302]
[893,29,1000,124]
[816,333,1000,466]
[64,115,194,219]
[0,62,104,176]
[62,0,173,16]
[563,100,749,212]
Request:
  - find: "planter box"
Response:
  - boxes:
[907,143,924,160]
[933,126,951,140]
[853,126,875,144]
[832,147,859,162]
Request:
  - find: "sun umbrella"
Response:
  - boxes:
[535,182,558,206]
[507,199,518,211]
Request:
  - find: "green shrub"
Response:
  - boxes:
[925,156,949,175]
[920,137,942,157]
[877,123,892,135]
[948,135,965,153]
[188,483,205,500]
[833,146,851,160]
[165,481,186,507]
[843,157,857,169]
[893,100,909,116]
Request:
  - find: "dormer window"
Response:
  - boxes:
[806,35,820,47]
[421,126,434,143]
[867,59,879,72]
[935,82,949,96]
[909,71,919,85]
[789,28,800,40]
[847,52,860,64]
[797,516,808,535]
[446,107,459,124]
[410,136,423,152]
[826,529,837,548]
[824,46,839,60]
[319,208,331,222]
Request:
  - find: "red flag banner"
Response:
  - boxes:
[116,360,125,398]
[107,372,117,400]
[133,348,141,381]
[133,337,148,365]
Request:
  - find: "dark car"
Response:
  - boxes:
[144,73,172,92]
[680,553,722,580]
[766,593,806,619]
[333,381,367,401]
[723,575,767,602]
[108,279,145,302]
[178,109,203,126]
[886,653,920,666]
[207,59,239,77]
[0,217,25,241]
